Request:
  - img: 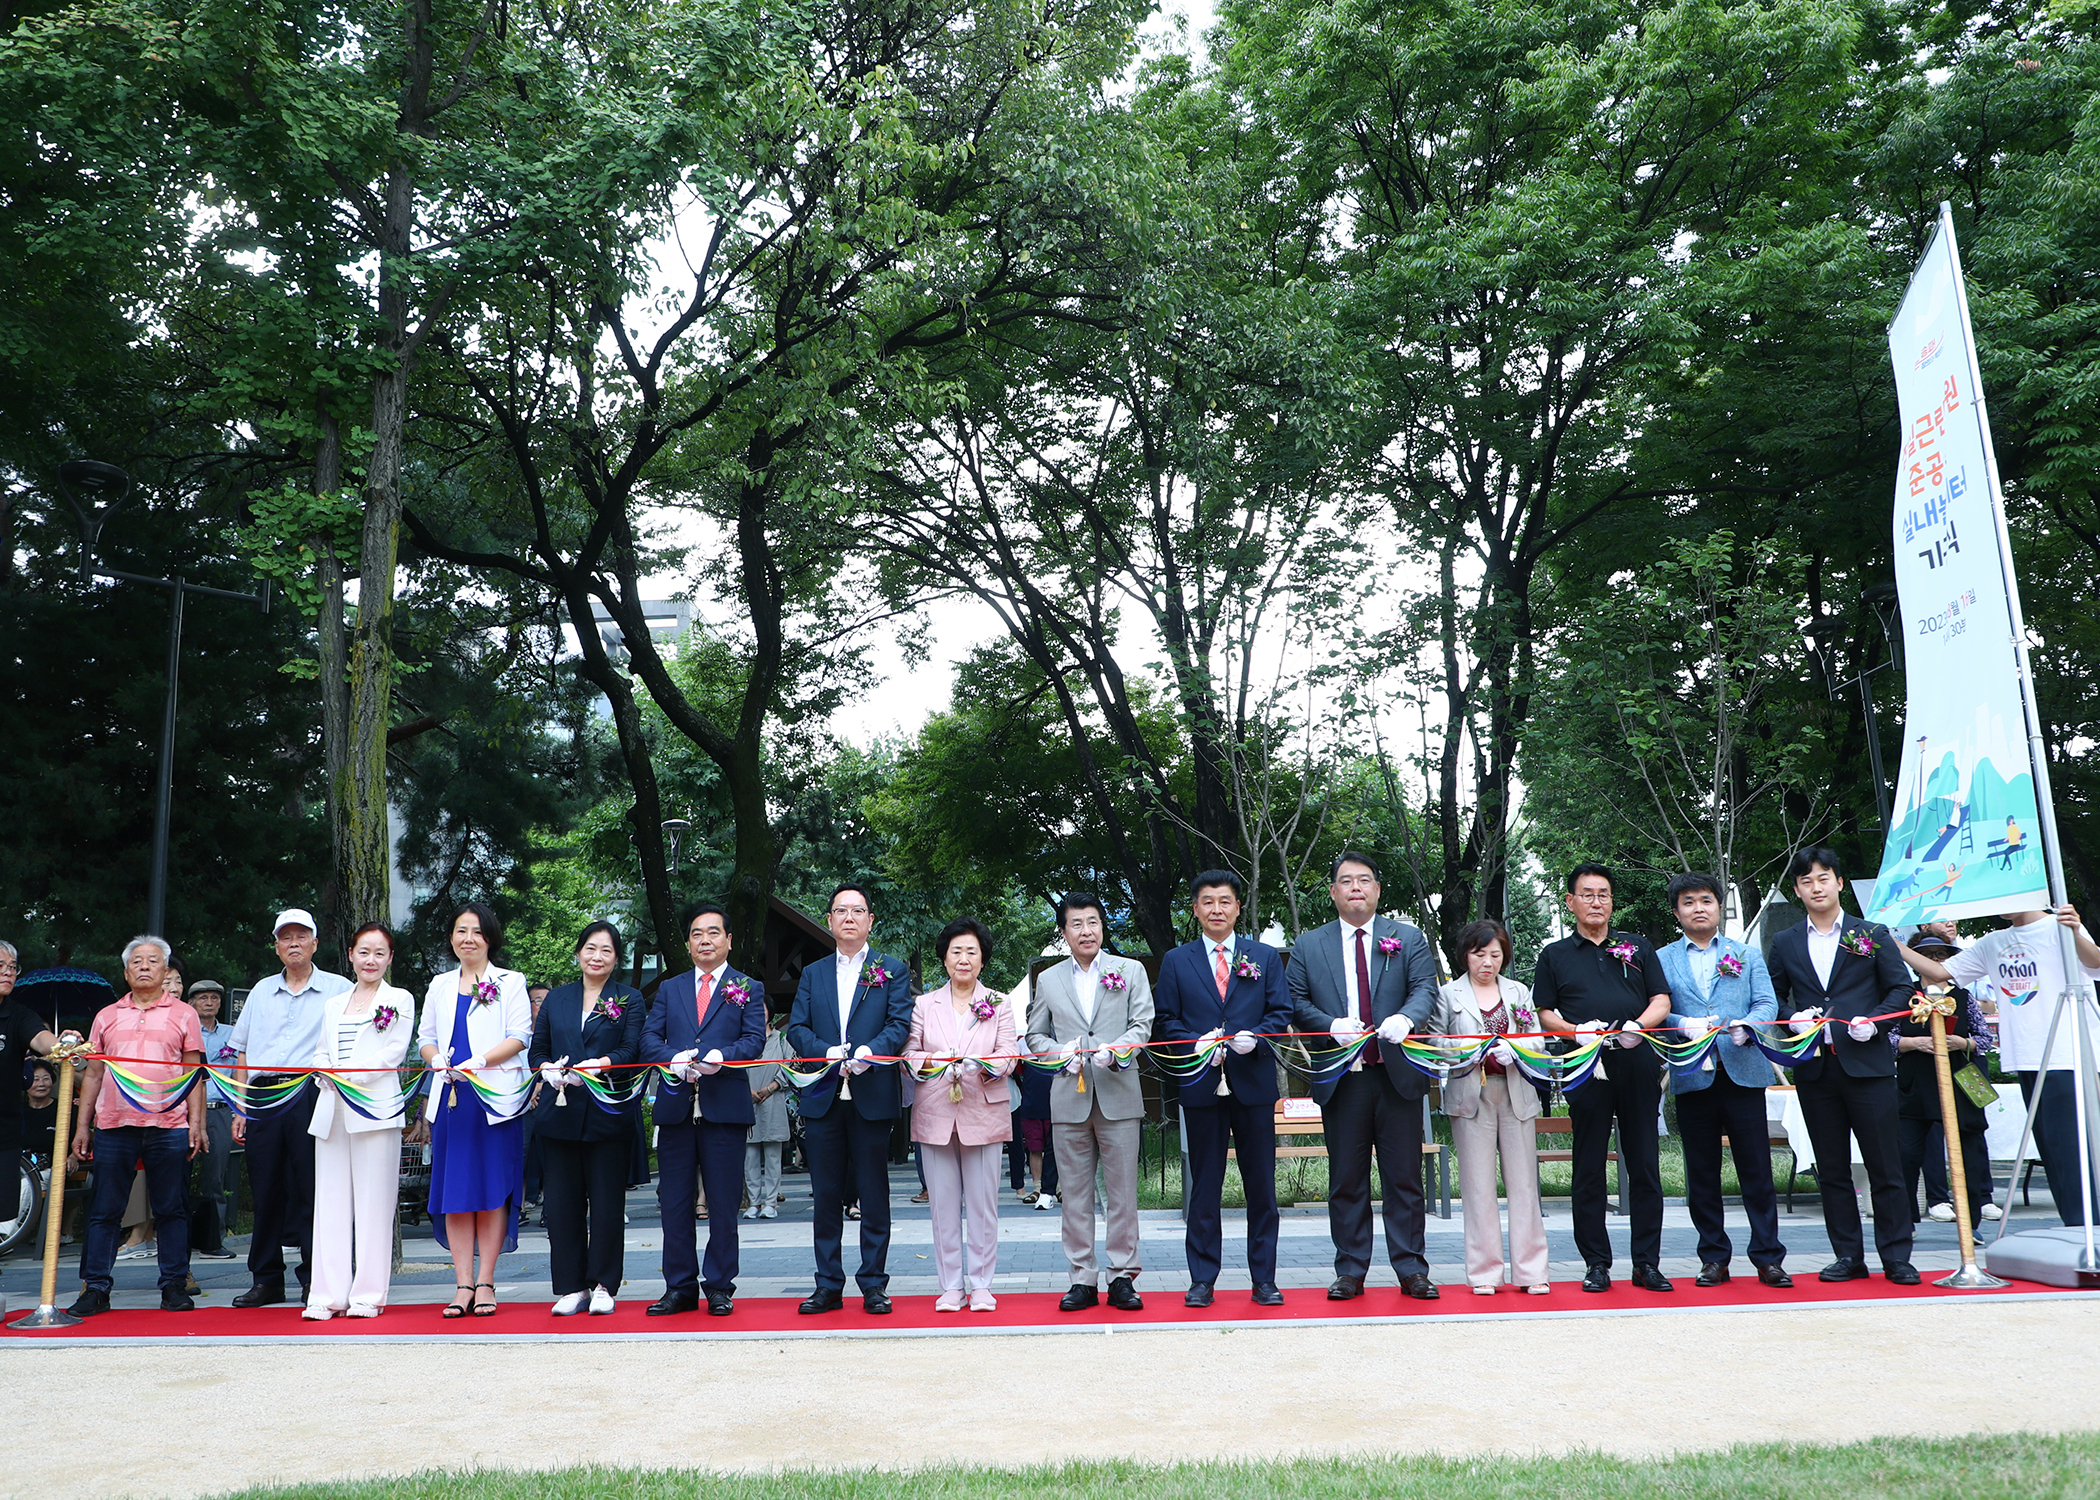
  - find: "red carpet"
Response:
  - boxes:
[6,1274,2087,1342]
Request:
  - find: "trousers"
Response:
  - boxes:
[1053,1108,1142,1284]
[1182,1092,1279,1283]
[922,1138,1003,1291]
[244,1081,317,1289]
[1797,1071,1913,1266]
[1450,1072,1550,1288]
[309,1120,402,1312]
[542,1134,629,1294]
[744,1141,783,1209]
[1568,1052,1663,1269]
[1674,1070,1785,1268]
[1323,1065,1428,1280]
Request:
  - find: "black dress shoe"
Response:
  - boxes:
[1184,1281,1215,1308]
[1630,1263,1674,1292]
[231,1282,287,1308]
[1326,1275,1364,1302]
[1059,1283,1099,1311]
[1884,1261,1922,1286]
[862,1290,893,1315]
[1818,1257,1869,1282]
[705,1291,734,1317]
[1694,1262,1730,1287]
[67,1288,110,1318]
[1107,1276,1143,1311]
[798,1288,845,1315]
[1581,1264,1611,1293]
[1400,1273,1441,1300]
[646,1291,699,1317]
[1756,1264,1794,1288]
[1251,1282,1284,1307]
[161,1288,195,1312]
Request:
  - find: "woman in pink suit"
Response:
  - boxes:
[906,918,1018,1312]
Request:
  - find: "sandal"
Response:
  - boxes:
[442,1283,473,1319]
[472,1281,498,1317]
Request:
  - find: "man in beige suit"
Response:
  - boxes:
[1026,892,1155,1311]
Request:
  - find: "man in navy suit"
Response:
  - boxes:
[1157,870,1294,1308]
[786,881,914,1314]
[1767,847,1919,1285]
[1287,852,1443,1300]
[641,903,768,1316]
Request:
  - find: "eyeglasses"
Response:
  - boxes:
[0,963,18,976]
[1572,892,1613,904]
[829,905,870,917]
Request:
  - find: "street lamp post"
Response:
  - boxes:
[54,461,269,936]
[1805,582,1903,835]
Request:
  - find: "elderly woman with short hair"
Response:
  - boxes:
[1430,919,1551,1296]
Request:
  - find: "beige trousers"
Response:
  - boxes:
[1053,1109,1142,1284]
[1450,1072,1550,1288]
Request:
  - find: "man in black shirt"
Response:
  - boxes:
[1533,863,1674,1293]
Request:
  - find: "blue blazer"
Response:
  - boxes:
[642,965,767,1126]
[785,950,913,1121]
[1768,914,1912,1081]
[528,980,646,1141]
[1156,936,1292,1107]
[1656,936,1778,1094]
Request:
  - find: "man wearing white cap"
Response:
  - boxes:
[227,909,350,1306]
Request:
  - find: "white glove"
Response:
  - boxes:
[671,1048,700,1084]
[450,1053,485,1081]
[1376,1015,1411,1045]
[1490,1039,1517,1069]
[1684,1016,1717,1040]
[539,1061,566,1089]
[845,1044,873,1076]
[1846,1019,1878,1043]
[1789,1008,1825,1037]
[1199,1027,1227,1048]
[1060,1043,1083,1075]
[1729,1022,1755,1046]
[1229,1030,1257,1055]
[1615,1023,1645,1049]
[697,1048,725,1076]
[561,1069,585,1088]
[825,1044,850,1062]
[1330,1016,1368,1040]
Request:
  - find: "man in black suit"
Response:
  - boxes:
[1156,869,1293,1308]
[1286,852,1443,1301]
[1766,847,1919,1284]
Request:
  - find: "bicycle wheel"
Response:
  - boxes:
[0,1156,43,1259]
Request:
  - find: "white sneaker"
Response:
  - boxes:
[1034,1194,1057,1211]
[551,1291,587,1316]
[934,1290,965,1312]
[1927,1202,1957,1223]
[1981,1202,2004,1220]
[969,1288,997,1312]
[115,1245,154,1262]
[589,1286,616,1315]
[300,1304,334,1321]
[743,1206,760,1220]
[344,1303,381,1319]
[759,1203,777,1219]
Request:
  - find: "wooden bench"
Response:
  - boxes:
[1182,1098,1451,1220]
[1534,1114,1625,1213]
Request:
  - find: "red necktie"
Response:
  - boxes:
[1356,928,1379,1065]
[1214,945,1229,1000]
[694,971,713,1030]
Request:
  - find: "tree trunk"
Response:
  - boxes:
[313,410,351,952]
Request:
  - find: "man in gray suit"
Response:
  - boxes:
[1025,892,1156,1311]
[1288,851,1443,1300]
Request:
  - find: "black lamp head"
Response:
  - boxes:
[54,460,131,571]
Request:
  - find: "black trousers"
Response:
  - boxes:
[2019,1071,2093,1227]
[1898,1116,1990,1220]
[1674,1071,1784,1268]
[244,1081,317,1289]
[1569,1052,1664,1269]
[804,1106,895,1293]
[1797,1070,1912,1265]
[1184,1092,1279,1283]
[542,1134,629,1295]
[1323,1066,1427,1280]
[656,1118,748,1296]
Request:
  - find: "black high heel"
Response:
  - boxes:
[442,1283,472,1319]
[472,1280,498,1317]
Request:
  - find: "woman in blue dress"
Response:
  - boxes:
[415,902,532,1317]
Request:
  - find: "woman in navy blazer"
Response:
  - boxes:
[528,921,645,1315]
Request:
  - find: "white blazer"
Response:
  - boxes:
[416,966,532,1124]
[308,984,417,1137]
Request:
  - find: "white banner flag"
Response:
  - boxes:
[1863,210,2049,927]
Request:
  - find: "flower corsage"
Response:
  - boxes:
[722,978,754,1007]
[1839,928,1878,958]
[1233,954,1262,980]
[471,978,499,1006]
[371,1005,398,1032]
[1099,969,1129,992]
[1605,939,1639,968]
[602,996,625,1021]
[970,992,1000,1022]
[1376,935,1402,955]
[860,960,892,988]
[1716,953,1745,979]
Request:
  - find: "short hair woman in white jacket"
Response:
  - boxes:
[416,902,531,1317]
[305,922,416,1320]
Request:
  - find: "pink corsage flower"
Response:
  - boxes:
[1376,936,1402,955]
[1234,954,1262,980]
[1839,929,1877,958]
[1099,969,1129,992]
[372,1005,397,1032]
[471,979,499,1006]
[1716,953,1745,979]
[970,993,999,1022]
[1605,940,1638,967]
[722,978,754,1007]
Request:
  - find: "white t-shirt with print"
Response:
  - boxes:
[1944,918,2100,1073]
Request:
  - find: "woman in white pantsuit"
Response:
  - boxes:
[305,923,415,1319]
[905,918,1017,1312]
[1430,919,1551,1296]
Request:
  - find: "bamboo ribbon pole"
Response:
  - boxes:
[8,1038,88,1329]
[1915,989,2007,1290]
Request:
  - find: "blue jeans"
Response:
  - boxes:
[80,1125,193,1292]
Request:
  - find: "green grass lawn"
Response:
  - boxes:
[220,1434,2100,1500]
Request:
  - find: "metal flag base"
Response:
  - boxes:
[6,1304,83,1331]
[1935,1264,2010,1291]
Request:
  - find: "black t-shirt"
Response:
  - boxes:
[1531,931,1669,1027]
[23,1101,57,1160]
[0,1000,45,1120]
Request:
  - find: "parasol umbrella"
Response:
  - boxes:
[11,967,117,1032]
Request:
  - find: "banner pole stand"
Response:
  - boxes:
[1916,991,2006,1288]
[8,1045,86,1331]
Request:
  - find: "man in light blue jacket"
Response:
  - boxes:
[1657,872,1792,1288]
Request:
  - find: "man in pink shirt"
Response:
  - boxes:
[68,936,205,1316]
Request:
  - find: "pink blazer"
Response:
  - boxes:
[906,985,1018,1147]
